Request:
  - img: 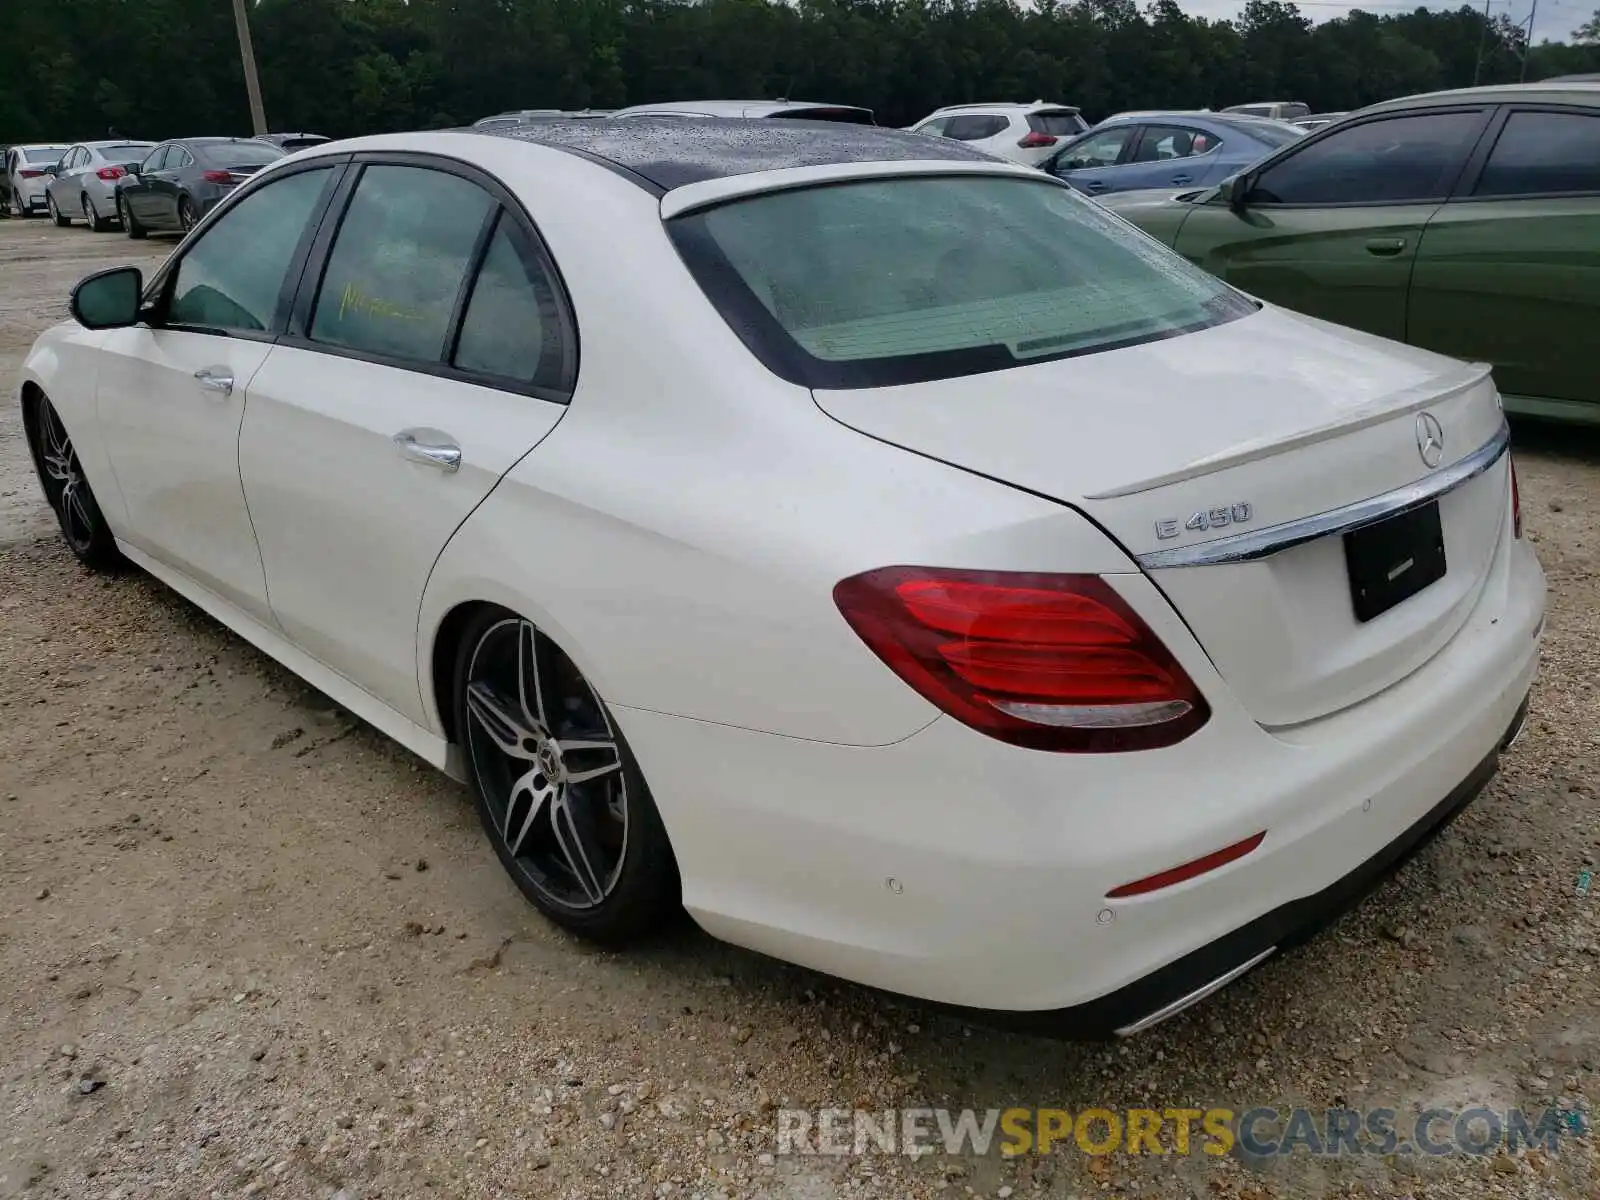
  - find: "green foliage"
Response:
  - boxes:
[1,0,1597,141]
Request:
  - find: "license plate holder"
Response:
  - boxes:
[1344,501,1446,623]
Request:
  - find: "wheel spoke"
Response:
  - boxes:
[559,738,622,784]
[516,620,548,731]
[465,680,538,761]
[504,768,555,857]
[63,483,93,540]
[550,791,608,905]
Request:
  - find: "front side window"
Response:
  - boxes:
[1473,110,1600,197]
[1054,127,1134,170]
[167,167,334,333]
[1249,111,1485,205]
[671,175,1255,388]
[309,165,495,363]
[141,146,169,173]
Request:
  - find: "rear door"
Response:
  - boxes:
[237,157,573,725]
[1408,103,1600,414]
[95,161,342,622]
[1170,107,1493,342]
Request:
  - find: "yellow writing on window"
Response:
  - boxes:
[338,281,426,323]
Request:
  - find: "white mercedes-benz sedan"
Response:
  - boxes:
[20,119,1544,1036]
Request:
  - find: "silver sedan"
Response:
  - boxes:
[45,140,156,231]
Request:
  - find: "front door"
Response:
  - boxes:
[1171,108,1492,343]
[238,159,574,724]
[95,163,341,621]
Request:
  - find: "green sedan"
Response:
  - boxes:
[1099,83,1600,424]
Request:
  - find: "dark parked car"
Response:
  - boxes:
[1099,82,1600,424]
[117,137,285,236]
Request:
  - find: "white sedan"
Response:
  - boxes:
[20,120,1544,1036]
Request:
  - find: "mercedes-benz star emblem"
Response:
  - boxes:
[1416,411,1444,469]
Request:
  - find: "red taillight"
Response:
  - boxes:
[203,170,234,183]
[18,169,44,179]
[1018,131,1058,148]
[1509,455,1522,539]
[832,567,1209,752]
[1106,832,1266,898]
[96,165,127,181]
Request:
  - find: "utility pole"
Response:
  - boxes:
[231,0,268,136]
[1472,0,1492,85]
[1520,0,1538,81]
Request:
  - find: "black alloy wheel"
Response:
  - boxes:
[30,394,120,570]
[453,609,679,942]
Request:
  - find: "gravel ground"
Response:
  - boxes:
[2,218,1598,1200]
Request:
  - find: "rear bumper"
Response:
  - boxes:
[614,532,1544,1030]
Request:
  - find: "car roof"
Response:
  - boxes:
[1091,112,1290,136]
[927,100,1079,114]
[476,116,993,190]
[609,100,870,119]
[1363,81,1600,110]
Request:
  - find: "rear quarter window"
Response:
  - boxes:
[669,174,1254,389]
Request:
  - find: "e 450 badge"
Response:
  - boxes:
[1156,502,1253,540]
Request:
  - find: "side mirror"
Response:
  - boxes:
[43,163,59,176]
[70,266,144,330]
[1219,172,1252,212]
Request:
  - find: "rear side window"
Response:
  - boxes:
[310,165,495,363]
[943,115,1010,141]
[1473,110,1600,197]
[670,175,1254,389]
[1029,111,1088,137]
[1249,111,1484,205]
[452,216,568,389]
[167,167,334,333]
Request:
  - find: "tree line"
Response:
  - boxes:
[3,0,1599,142]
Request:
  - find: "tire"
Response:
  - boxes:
[177,195,198,232]
[119,194,146,239]
[47,193,70,227]
[453,608,680,943]
[27,393,122,571]
[83,193,112,233]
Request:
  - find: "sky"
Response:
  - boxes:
[1173,0,1594,40]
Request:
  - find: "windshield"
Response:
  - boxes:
[670,175,1254,389]
[200,141,284,167]
[23,146,68,162]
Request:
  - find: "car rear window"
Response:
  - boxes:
[1029,110,1088,136]
[23,146,68,162]
[201,141,285,167]
[767,107,875,125]
[103,143,154,158]
[669,174,1255,389]
[1238,121,1302,147]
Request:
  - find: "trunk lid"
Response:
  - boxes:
[813,306,1510,728]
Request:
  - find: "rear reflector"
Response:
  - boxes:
[1018,131,1058,148]
[1106,832,1266,898]
[833,568,1209,752]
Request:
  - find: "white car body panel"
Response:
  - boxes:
[17,128,1546,1024]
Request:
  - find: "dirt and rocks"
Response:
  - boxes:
[1,218,1598,1199]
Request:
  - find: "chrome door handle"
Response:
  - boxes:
[194,367,233,395]
[393,430,462,473]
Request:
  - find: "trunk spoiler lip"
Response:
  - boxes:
[1137,416,1510,570]
[1083,359,1495,501]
